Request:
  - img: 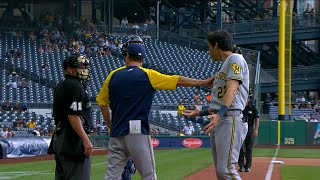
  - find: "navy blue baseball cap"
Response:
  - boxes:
[127,44,146,58]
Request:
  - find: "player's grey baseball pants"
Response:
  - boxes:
[105,134,157,180]
[210,111,248,180]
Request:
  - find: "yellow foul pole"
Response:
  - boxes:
[278,0,286,121]
[285,0,293,120]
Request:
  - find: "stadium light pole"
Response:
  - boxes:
[156,0,161,40]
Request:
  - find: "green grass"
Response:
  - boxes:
[282,166,320,180]
[253,148,276,157]
[0,148,212,180]
[1,148,320,180]
[277,149,320,158]
[253,148,320,158]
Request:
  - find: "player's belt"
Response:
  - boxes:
[210,109,242,117]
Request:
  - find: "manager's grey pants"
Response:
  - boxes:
[105,134,157,180]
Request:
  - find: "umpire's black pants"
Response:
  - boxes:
[238,127,254,169]
[55,154,91,180]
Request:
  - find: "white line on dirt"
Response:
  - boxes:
[265,145,280,180]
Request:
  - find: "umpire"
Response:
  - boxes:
[50,54,93,180]
[238,99,259,173]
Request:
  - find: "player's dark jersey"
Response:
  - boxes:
[97,66,179,137]
[53,75,92,131]
[243,102,259,128]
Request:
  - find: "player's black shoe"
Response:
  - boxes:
[239,167,245,172]
[245,168,251,172]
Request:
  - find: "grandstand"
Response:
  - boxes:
[0,0,319,139]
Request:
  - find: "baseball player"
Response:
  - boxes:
[183,30,249,180]
[96,43,214,180]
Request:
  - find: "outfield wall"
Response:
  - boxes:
[257,120,320,145]
[1,121,319,159]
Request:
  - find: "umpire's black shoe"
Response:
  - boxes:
[245,168,251,172]
[239,167,245,172]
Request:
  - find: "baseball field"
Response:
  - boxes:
[0,147,319,180]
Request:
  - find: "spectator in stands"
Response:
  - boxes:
[177,129,185,136]
[39,128,48,136]
[177,101,186,116]
[193,91,201,104]
[38,46,44,54]
[11,66,17,76]
[1,101,12,112]
[150,128,159,136]
[21,103,28,112]
[121,17,128,28]
[13,117,25,130]
[0,126,7,138]
[306,102,313,109]
[182,122,195,136]
[21,78,29,88]
[27,118,37,129]
[299,113,310,122]
[292,103,299,109]
[41,60,49,70]
[296,95,306,103]
[6,127,15,138]
[29,31,36,41]
[6,79,17,89]
[205,92,211,104]
[13,102,21,112]
[32,127,41,136]
[263,93,272,114]
[309,114,318,122]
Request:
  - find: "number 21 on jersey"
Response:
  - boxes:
[217,85,226,98]
[70,101,82,111]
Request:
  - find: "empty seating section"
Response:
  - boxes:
[269,106,318,120]
[1,34,218,104]
[1,34,222,133]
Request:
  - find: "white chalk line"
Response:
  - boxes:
[265,145,280,180]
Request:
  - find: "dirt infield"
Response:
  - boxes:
[184,157,320,180]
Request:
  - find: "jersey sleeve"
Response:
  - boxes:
[96,67,125,107]
[96,74,112,107]
[227,54,246,84]
[141,67,179,90]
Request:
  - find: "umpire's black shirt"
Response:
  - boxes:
[53,75,92,131]
[243,103,259,128]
